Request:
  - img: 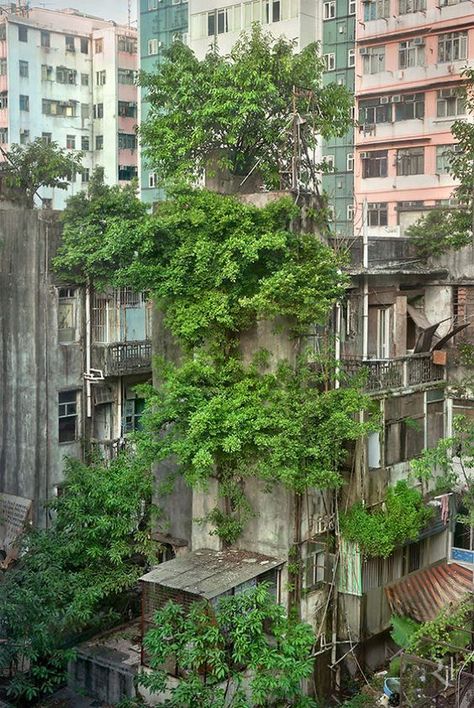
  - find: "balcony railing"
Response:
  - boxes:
[340,353,445,393]
[91,340,152,377]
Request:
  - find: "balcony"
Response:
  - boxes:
[91,340,152,377]
[340,353,445,393]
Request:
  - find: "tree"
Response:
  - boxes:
[0,454,154,704]
[139,26,353,189]
[3,139,84,207]
[407,69,474,255]
[140,584,318,707]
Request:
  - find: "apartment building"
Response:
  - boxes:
[0,6,138,209]
[354,0,474,236]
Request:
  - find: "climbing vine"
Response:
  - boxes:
[340,481,433,558]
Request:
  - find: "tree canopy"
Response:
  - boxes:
[139,26,353,188]
[3,138,83,208]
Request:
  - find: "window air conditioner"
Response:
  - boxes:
[413,37,424,46]
[360,152,370,159]
[392,95,402,102]
[359,47,369,55]
[380,96,390,104]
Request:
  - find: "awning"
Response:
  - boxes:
[431,323,470,351]
[385,562,472,623]
[407,305,442,353]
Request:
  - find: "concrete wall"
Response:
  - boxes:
[0,208,84,525]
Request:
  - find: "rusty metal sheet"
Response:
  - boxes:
[385,562,472,623]
[0,492,32,569]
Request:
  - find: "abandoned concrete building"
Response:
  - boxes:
[0,207,152,540]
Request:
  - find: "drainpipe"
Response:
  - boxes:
[85,282,92,419]
[362,199,369,361]
[335,302,341,390]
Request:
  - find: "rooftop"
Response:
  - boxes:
[140,548,284,600]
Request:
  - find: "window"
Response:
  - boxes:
[347,204,355,221]
[66,134,76,149]
[361,46,385,74]
[95,38,103,53]
[0,91,7,109]
[147,38,159,55]
[0,127,7,144]
[397,147,424,175]
[81,103,90,120]
[436,144,459,173]
[20,129,29,144]
[437,88,466,118]
[118,68,135,85]
[82,168,90,183]
[81,72,89,86]
[347,153,354,171]
[41,30,50,47]
[304,543,327,590]
[42,99,77,117]
[95,135,103,150]
[96,70,106,86]
[80,37,88,54]
[349,0,356,12]
[118,132,137,150]
[324,154,335,170]
[58,288,77,343]
[65,35,75,52]
[118,165,138,181]
[324,53,336,71]
[123,396,145,433]
[0,58,6,75]
[58,391,78,442]
[118,35,137,53]
[56,66,77,84]
[362,150,388,178]
[18,25,27,42]
[348,48,355,67]
[19,94,29,111]
[399,39,425,69]
[41,64,53,81]
[118,101,137,118]
[42,132,52,144]
[394,93,424,120]
[399,0,425,12]
[438,32,467,63]
[81,136,90,151]
[359,97,391,124]
[149,172,157,188]
[368,202,388,227]
[364,0,390,21]
[19,60,28,78]
[93,103,104,119]
[323,1,336,19]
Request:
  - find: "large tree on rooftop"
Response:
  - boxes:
[139,26,353,189]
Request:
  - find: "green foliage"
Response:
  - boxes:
[56,186,346,348]
[0,455,154,703]
[139,26,352,189]
[140,584,318,707]
[341,695,377,708]
[5,139,83,208]
[390,615,421,649]
[54,167,148,286]
[340,481,433,558]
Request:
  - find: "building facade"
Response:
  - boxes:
[354,0,474,236]
[0,6,138,209]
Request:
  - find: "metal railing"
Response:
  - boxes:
[340,353,445,393]
[91,340,152,376]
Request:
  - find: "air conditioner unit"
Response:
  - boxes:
[360,152,370,159]
[380,96,390,104]
[440,88,456,98]
[392,94,402,103]
[413,37,424,46]
[359,47,369,55]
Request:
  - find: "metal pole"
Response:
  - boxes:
[362,199,369,360]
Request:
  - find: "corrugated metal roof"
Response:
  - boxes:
[385,562,472,623]
[139,548,284,600]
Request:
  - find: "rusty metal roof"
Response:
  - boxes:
[139,548,284,600]
[385,562,472,623]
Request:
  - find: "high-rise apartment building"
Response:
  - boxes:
[354,0,474,236]
[0,6,138,209]
[321,0,356,238]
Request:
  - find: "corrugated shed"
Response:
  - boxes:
[385,562,472,623]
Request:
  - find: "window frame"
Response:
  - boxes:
[58,390,78,443]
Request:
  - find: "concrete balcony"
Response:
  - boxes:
[340,353,445,394]
[91,340,152,377]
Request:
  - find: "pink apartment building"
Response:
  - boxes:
[355,0,474,236]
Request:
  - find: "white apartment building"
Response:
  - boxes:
[0,6,138,209]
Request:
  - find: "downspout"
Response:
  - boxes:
[335,302,341,389]
[85,281,92,419]
[362,199,369,361]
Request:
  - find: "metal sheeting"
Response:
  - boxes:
[139,548,283,600]
[385,562,472,623]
